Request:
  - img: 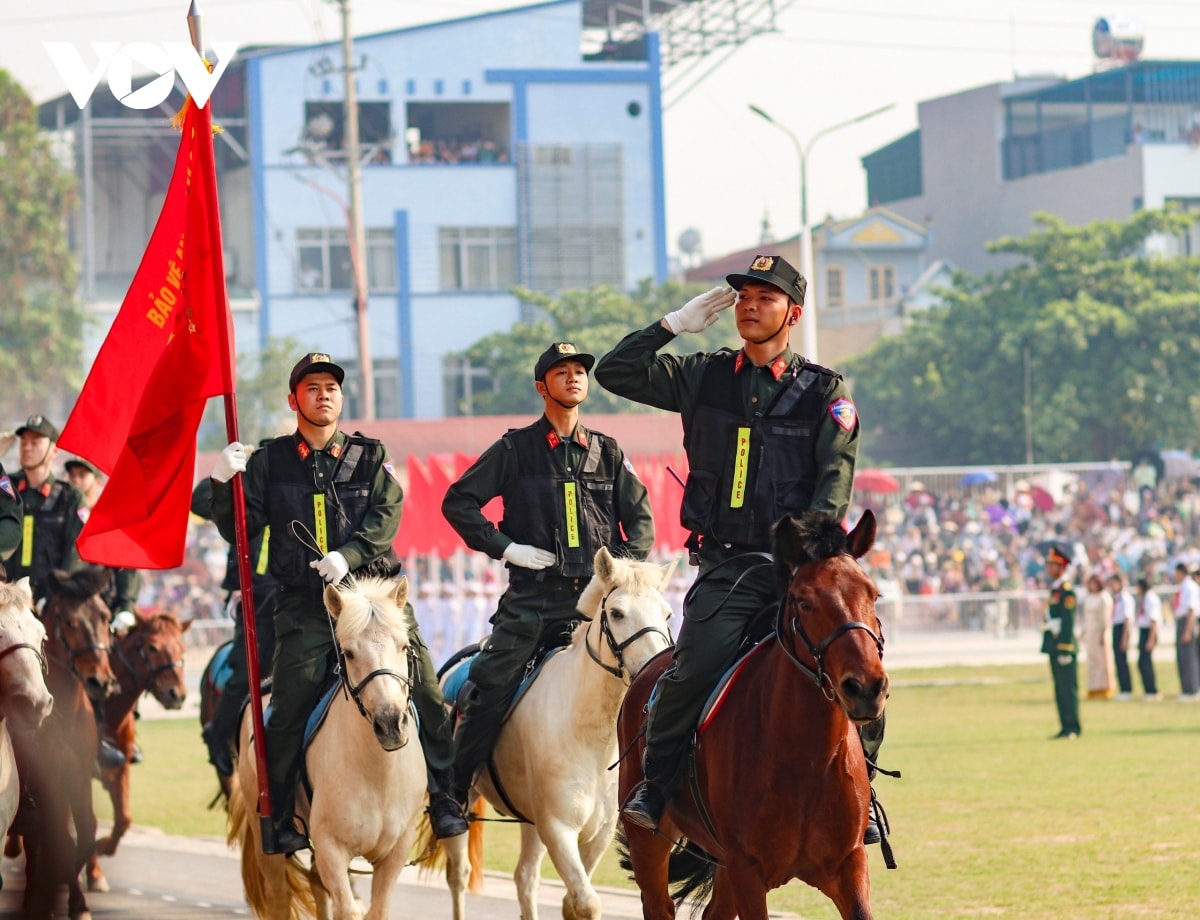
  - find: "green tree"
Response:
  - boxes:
[846,210,1200,465]
[449,279,742,415]
[199,336,303,448]
[0,70,88,421]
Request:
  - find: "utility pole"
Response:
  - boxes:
[336,0,374,418]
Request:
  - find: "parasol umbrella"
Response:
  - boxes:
[854,468,900,494]
[1030,485,1056,511]
[960,469,997,487]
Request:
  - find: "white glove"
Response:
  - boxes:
[502,543,557,570]
[1056,653,1074,666]
[212,442,247,483]
[311,550,350,584]
[664,286,736,335]
[111,610,137,635]
[1044,617,1061,636]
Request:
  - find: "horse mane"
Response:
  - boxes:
[771,511,850,587]
[571,556,664,648]
[0,580,31,614]
[333,576,409,645]
[47,565,110,600]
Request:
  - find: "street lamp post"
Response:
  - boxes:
[748,103,895,362]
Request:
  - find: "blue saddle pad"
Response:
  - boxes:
[210,639,236,695]
[443,646,567,718]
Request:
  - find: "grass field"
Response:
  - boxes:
[98,663,1200,918]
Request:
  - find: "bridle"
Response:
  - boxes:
[47,601,111,675]
[777,554,884,702]
[334,629,416,730]
[583,589,674,683]
[115,626,184,695]
[0,630,47,678]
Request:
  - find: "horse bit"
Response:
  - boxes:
[583,590,673,683]
[779,555,885,701]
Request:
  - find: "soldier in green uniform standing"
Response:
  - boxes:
[441,342,655,818]
[1041,544,1080,738]
[6,415,87,600]
[595,255,881,840]
[210,353,466,855]
[0,459,24,565]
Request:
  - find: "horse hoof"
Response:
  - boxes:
[88,874,110,893]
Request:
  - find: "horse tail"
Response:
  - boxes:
[467,797,486,894]
[228,771,316,920]
[667,840,717,911]
[412,797,486,896]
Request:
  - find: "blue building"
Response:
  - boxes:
[45,0,668,419]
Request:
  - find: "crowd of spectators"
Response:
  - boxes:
[407,138,508,165]
[849,474,1200,598]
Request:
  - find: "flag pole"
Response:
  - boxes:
[187,0,277,852]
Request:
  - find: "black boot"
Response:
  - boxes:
[201,721,234,777]
[864,812,881,845]
[426,767,469,839]
[263,785,309,856]
[96,737,127,772]
[620,781,666,831]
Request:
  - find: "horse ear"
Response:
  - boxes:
[180,617,193,634]
[13,577,32,610]
[659,558,677,592]
[323,583,343,620]
[772,515,802,568]
[594,546,616,583]
[391,575,410,609]
[845,509,877,559]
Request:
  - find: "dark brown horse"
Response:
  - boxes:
[85,610,190,893]
[617,510,889,920]
[11,566,118,920]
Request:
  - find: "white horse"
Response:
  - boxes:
[0,577,54,835]
[229,576,430,920]
[425,547,674,920]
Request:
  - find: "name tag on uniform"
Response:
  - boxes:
[313,496,329,554]
[730,427,751,509]
[563,482,581,548]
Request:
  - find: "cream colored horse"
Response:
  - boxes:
[229,576,428,920]
[0,577,53,835]
[430,547,674,920]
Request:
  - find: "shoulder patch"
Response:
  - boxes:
[623,456,637,476]
[1064,595,1076,610]
[828,398,857,431]
[0,475,14,502]
[78,506,91,524]
[382,460,402,486]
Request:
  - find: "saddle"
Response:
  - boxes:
[441,645,568,723]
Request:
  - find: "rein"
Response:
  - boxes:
[583,589,674,682]
[0,637,47,677]
[777,554,885,702]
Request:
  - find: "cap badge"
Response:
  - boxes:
[556,343,576,355]
[311,353,331,363]
[751,255,776,272]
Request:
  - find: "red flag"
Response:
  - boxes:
[59,100,234,569]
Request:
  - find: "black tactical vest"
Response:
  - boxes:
[9,475,71,591]
[262,434,396,590]
[499,423,624,579]
[681,350,841,551]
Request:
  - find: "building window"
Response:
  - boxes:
[438,227,518,291]
[825,266,845,307]
[867,264,896,302]
[301,101,393,164]
[296,227,396,293]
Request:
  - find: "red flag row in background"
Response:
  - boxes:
[394,451,692,557]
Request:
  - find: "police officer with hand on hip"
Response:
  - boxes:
[209,353,466,854]
[595,256,883,842]
[441,342,654,818]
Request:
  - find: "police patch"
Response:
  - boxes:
[0,476,13,501]
[383,460,402,486]
[829,398,857,431]
[78,507,90,524]
[623,457,637,476]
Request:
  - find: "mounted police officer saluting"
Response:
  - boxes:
[6,415,87,600]
[441,342,655,821]
[595,255,887,843]
[209,353,466,855]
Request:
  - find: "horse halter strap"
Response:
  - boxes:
[583,590,673,682]
[115,632,184,693]
[333,634,415,723]
[778,555,884,701]
[51,608,110,669]
[0,638,47,677]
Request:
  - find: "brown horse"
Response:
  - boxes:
[85,610,190,893]
[10,566,118,920]
[617,510,889,920]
